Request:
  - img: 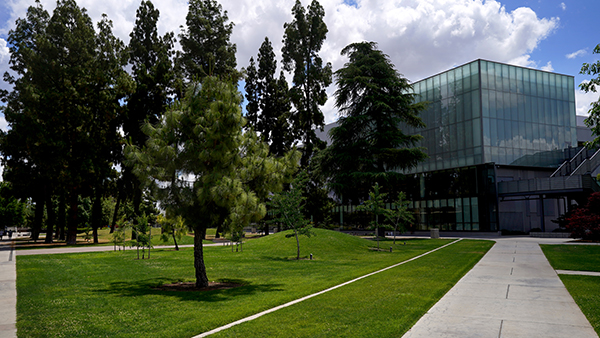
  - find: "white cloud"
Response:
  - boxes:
[566,49,586,59]
[0,0,560,124]
[576,81,599,116]
[560,2,566,11]
[540,61,554,72]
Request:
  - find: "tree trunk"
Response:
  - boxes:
[44,187,55,244]
[172,232,179,251]
[66,189,79,245]
[91,188,102,244]
[110,188,122,234]
[57,193,66,240]
[32,192,43,242]
[263,222,269,236]
[194,228,209,288]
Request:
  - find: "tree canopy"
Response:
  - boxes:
[317,41,427,203]
[125,76,298,287]
[282,0,332,167]
[177,0,237,83]
[580,44,600,148]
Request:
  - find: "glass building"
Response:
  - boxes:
[399,59,579,232]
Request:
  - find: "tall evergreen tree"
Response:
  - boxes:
[177,0,237,82]
[125,76,298,287]
[318,42,427,204]
[245,37,294,157]
[282,0,332,167]
[123,0,174,227]
[1,0,129,244]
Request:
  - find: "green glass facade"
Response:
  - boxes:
[400,60,577,231]
[405,59,577,172]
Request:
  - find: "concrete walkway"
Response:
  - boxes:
[403,237,598,338]
[0,241,16,338]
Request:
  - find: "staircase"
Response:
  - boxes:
[551,147,600,178]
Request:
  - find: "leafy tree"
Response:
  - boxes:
[110,222,127,251]
[177,0,237,83]
[566,192,600,241]
[356,183,389,250]
[385,192,413,244]
[157,213,187,250]
[318,42,427,204]
[125,76,298,287]
[131,214,153,259]
[269,171,314,260]
[282,0,332,167]
[580,44,600,147]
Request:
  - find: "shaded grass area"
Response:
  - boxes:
[541,244,600,335]
[540,244,600,272]
[16,229,487,337]
[559,275,600,335]
[212,239,493,338]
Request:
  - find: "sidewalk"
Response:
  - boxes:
[403,237,598,338]
[0,241,16,338]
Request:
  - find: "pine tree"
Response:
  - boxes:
[282,0,332,167]
[125,76,299,287]
[318,42,427,204]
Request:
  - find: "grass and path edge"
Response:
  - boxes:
[194,238,464,338]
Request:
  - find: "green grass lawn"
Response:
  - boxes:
[17,229,492,337]
[540,244,600,272]
[541,244,600,335]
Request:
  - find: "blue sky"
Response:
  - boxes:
[1,0,599,126]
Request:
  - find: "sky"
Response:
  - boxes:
[1,0,599,130]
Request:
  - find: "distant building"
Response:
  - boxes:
[319,59,600,233]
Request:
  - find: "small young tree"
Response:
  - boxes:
[357,183,389,250]
[110,221,128,251]
[385,192,413,244]
[157,214,187,250]
[131,214,153,259]
[269,171,314,260]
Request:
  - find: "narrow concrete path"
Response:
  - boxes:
[403,238,598,338]
[0,241,17,338]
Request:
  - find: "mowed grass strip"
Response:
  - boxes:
[540,244,600,272]
[210,239,493,338]
[541,244,600,335]
[17,229,472,338]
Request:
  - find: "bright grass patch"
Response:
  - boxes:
[540,244,600,272]
[16,229,490,337]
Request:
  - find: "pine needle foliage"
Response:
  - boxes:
[125,76,299,287]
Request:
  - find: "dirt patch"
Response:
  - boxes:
[153,281,244,292]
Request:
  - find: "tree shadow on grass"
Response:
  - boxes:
[96,277,284,302]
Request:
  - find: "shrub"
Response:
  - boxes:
[566,192,600,241]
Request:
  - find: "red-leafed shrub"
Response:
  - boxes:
[566,192,600,241]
